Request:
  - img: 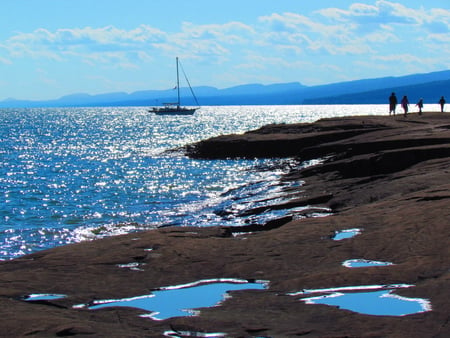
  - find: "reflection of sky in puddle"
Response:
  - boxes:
[76,278,267,320]
[116,262,146,271]
[23,293,66,301]
[333,228,361,240]
[343,259,393,268]
[164,330,226,337]
[289,284,431,316]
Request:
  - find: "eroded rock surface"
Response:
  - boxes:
[0,114,449,337]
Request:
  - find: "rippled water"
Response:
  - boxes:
[0,105,388,260]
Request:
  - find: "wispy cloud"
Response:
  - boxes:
[0,1,448,85]
[0,54,12,65]
[5,25,167,66]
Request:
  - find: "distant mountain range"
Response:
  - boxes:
[1,70,449,108]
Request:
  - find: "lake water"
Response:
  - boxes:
[0,105,388,260]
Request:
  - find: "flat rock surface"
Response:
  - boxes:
[1,113,449,337]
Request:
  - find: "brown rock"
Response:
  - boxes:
[0,113,449,337]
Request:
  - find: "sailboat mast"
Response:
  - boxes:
[176,57,180,108]
[149,56,198,114]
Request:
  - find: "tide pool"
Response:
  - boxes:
[290,284,431,316]
[76,278,268,320]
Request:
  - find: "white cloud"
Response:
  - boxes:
[373,53,429,64]
[11,25,167,46]
[0,45,12,64]
[3,2,446,66]
[317,1,420,25]
[4,25,168,67]
[0,56,12,65]
[3,23,247,67]
[258,12,362,55]
[426,33,450,43]
[318,1,450,31]
[259,12,346,37]
[0,1,448,91]
[364,31,400,43]
[181,21,254,42]
[349,3,379,16]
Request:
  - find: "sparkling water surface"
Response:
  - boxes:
[0,105,387,260]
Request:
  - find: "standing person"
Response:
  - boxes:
[401,95,409,117]
[416,98,424,115]
[389,92,397,115]
[439,96,446,113]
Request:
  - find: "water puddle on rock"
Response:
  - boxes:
[289,284,431,316]
[75,278,268,320]
[116,262,146,271]
[23,293,66,301]
[342,259,393,268]
[164,330,226,337]
[333,228,361,240]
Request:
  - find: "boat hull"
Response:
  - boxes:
[150,107,197,115]
[148,58,199,115]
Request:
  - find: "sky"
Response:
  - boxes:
[0,0,449,100]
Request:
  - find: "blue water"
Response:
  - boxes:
[0,105,388,260]
[80,279,267,320]
[342,259,394,268]
[23,293,67,301]
[333,228,361,240]
[299,287,431,316]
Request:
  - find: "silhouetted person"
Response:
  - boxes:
[401,95,409,116]
[416,98,424,115]
[389,92,397,115]
[439,96,446,112]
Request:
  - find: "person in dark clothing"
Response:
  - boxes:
[439,96,446,113]
[389,92,397,115]
[416,98,424,115]
[401,95,409,117]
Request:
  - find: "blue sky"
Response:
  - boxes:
[0,0,449,100]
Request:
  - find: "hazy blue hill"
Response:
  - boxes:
[189,82,306,105]
[303,79,450,105]
[300,70,450,101]
[218,82,305,95]
[0,70,449,108]
[0,99,35,107]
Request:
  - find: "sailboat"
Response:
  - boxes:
[149,57,200,115]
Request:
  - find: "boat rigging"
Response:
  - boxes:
[149,57,200,115]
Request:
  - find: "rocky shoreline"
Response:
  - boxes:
[1,113,449,337]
